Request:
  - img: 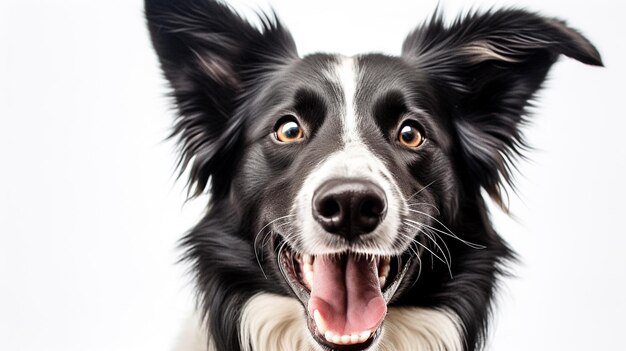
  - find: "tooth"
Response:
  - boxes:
[304,263,313,272]
[340,335,351,344]
[380,263,390,277]
[358,330,371,343]
[305,271,314,286]
[313,310,327,334]
[304,254,314,264]
[324,331,334,342]
[350,334,359,344]
[379,276,386,288]
[332,334,341,344]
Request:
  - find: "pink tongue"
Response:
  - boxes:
[307,255,386,335]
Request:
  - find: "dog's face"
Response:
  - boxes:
[146,1,601,350]
[234,54,455,347]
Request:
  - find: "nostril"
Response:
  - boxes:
[313,191,346,234]
[318,197,341,218]
[360,196,385,218]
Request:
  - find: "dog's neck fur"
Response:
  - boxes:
[175,293,463,351]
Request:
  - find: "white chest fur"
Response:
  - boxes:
[175,293,463,351]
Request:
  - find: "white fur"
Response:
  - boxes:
[240,294,315,351]
[175,293,463,351]
[461,40,520,63]
[381,306,463,351]
[335,56,360,145]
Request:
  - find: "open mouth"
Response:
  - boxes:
[277,240,413,350]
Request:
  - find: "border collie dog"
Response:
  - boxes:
[145,1,602,350]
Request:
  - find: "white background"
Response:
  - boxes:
[1,0,624,350]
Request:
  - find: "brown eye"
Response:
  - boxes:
[398,123,424,148]
[275,118,304,143]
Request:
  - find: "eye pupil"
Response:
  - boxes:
[398,123,424,147]
[282,122,300,138]
[401,126,415,142]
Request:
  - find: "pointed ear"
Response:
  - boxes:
[145,0,297,197]
[402,9,602,206]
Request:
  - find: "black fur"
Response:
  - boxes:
[145,1,602,350]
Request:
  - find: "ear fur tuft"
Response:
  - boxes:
[145,0,298,198]
[403,9,602,207]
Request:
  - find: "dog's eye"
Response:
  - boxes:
[398,122,424,148]
[275,117,304,143]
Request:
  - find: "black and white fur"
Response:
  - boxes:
[145,1,602,350]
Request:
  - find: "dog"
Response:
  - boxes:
[145,1,602,350]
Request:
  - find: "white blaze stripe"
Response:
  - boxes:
[335,56,360,145]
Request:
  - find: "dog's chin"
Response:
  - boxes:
[275,236,414,351]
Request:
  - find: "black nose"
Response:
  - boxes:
[312,179,387,240]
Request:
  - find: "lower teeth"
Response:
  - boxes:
[314,309,373,345]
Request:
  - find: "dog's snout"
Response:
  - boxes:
[312,179,387,240]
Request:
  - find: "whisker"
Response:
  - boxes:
[406,209,464,240]
[253,214,295,252]
[396,231,451,277]
[253,214,296,279]
[406,201,441,215]
[276,239,290,282]
[400,239,423,289]
[424,227,452,267]
[402,221,452,276]
[405,213,486,249]
[407,244,423,290]
[422,227,452,268]
[406,180,437,202]
[408,219,453,265]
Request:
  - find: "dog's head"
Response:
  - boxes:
[146,1,601,350]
